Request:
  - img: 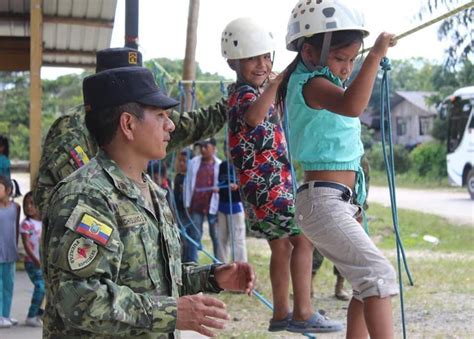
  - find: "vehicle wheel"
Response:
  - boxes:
[468,169,474,200]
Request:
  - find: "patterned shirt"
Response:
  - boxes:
[227,83,294,222]
[19,218,42,263]
[190,161,214,214]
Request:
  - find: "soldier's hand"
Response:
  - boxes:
[215,262,255,296]
[176,293,230,337]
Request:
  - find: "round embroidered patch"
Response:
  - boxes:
[68,237,99,271]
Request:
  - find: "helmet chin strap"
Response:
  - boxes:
[301,31,332,72]
[319,31,332,67]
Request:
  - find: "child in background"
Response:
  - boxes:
[0,135,11,179]
[20,191,45,327]
[0,175,20,328]
[222,17,341,333]
[215,143,247,263]
[279,1,398,337]
[173,150,193,262]
[149,161,171,191]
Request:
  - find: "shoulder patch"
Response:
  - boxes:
[69,145,90,167]
[76,214,113,245]
[68,237,98,270]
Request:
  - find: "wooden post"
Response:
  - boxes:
[30,0,42,188]
[182,0,199,112]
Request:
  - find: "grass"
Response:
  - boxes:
[365,203,474,252]
[197,202,474,338]
[370,170,465,192]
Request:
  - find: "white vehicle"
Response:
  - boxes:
[439,86,474,199]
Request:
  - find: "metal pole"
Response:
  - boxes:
[125,0,139,49]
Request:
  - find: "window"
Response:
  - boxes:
[419,116,433,135]
[396,117,407,136]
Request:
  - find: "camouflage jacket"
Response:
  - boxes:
[34,100,227,218]
[42,150,222,338]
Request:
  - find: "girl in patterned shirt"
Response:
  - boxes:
[20,191,45,327]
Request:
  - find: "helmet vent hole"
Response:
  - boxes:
[316,0,322,4]
[309,7,315,12]
[301,9,305,14]
[293,13,297,18]
[322,7,335,17]
[298,3,302,8]
[269,32,274,39]
[233,40,238,47]
[306,0,311,4]
[305,24,310,30]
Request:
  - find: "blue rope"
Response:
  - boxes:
[190,81,198,110]
[224,127,237,262]
[220,81,228,97]
[379,57,414,339]
[170,155,284,325]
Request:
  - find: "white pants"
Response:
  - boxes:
[216,211,247,263]
[295,183,398,301]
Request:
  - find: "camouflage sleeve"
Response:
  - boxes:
[180,263,223,295]
[44,191,177,335]
[168,99,227,152]
[34,108,97,218]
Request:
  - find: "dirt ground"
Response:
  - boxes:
[217,238,474,339]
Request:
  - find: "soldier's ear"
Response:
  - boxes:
[118,111,137,141]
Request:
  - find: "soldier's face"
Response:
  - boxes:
[134,107,175,160]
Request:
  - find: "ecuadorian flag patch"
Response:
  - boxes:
[70,145,90,167]
[76,214,113,245]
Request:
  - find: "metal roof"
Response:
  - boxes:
[0,0,117,69]
[395,91,437,114]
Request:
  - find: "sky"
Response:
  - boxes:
[42,0,461,80]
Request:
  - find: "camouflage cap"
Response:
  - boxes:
[83,67,179,113]
[96,47,143,72]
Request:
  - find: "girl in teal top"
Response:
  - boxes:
[0,135,10,179]
[278,1,399,338]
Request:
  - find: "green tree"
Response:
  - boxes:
[146,58,228,109]
[1,59,229,160]
[418,0,473,69]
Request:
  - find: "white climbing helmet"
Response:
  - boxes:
[221,17,276,59]
[286,0,369,51]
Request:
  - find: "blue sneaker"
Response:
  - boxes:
[287,312,343,333]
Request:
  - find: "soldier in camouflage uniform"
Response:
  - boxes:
[34,48,227,218]
[42,66,255,338]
